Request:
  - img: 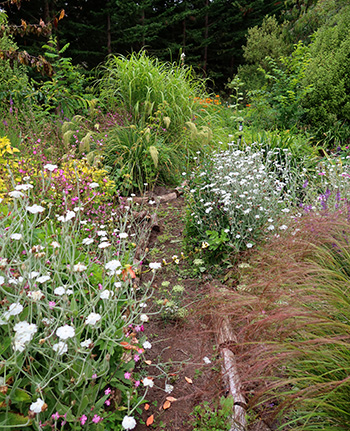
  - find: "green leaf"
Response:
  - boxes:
[0,412,32,426]
[11,388,31,403]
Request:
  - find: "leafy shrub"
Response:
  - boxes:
[302,5,350,145]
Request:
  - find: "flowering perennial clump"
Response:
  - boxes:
[185,143,304,258]
[0,176,156,430]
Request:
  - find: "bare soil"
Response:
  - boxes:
[135,193,224,430]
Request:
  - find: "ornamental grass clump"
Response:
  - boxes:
[185,142,304,261]
[0,177,158,430]
[205,212,350,430]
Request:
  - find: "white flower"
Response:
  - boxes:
[85,313,101,326]
[4,303,23,320]
[52,341,68,355]
[80,338,92,348]
[73,262,87,272]
[16,184,33,191]
[57,210,75,223]
[29,398,45,413]
[279,224,288,230]
[165,384,174,393]
[203,356,211,364]
[114,281,122,288]
[13,321,37,351]
[267,225,275,231]
[44,164,58,172]
[143,341,152,349]
[36,275,51,283]
[56,325,75,340]
[10,233,22,240]
[0,276,4,285]
[140,314,149,323]
[105,260,121,274]
[149,262,161,270]
[51,241,60,248]
[54,286,66,296]
[89,182,99,189]
[27,290,44,301]
[100,290,112,300]
[98,241,111,249]
[8,190,24,198]
[82,237,94,245]
[143,377,154,388]
[26,204,45,214]
[97,230,107,236]
[246,243,253,249]
[121,416,137,430]
[119,232,128,239]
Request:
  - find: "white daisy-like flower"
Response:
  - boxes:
[36,275,51,283]
[43,164,58,172]
[8,190,24,198]
[165,384,174,393]
[119,232,128,239]
[149,262,161,270]
[143,377,154,388]
[4,303,23,320]
[52,341,68,355]
[98,241,111,249]
[140,314,149,323]
[26,204,45,214]
[100,290,112,300]
[56,325,75,340]
[89,182,99,189]
[143,341,152,349]
[82,237,94,245]
[85,313,101,326]
[29,397,45,413]
[15,184,33,191]
[121,416,137,430]
[27,290,44,301]
[80,338,92,348]
[10,233,22,240]
[105,260,121,274]
[73,262,87,272]
[54,286,66,296]
[57,210,75,223]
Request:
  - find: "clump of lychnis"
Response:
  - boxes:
[0,172,159,430]
[185,142,305,258]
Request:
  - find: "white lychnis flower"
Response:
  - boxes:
[29,397,45,413]
[121,416,137,430]
[26,204,45,214]
[85,313,101,326]
[56,325,75,340]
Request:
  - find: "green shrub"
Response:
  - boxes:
[302,5,350,145]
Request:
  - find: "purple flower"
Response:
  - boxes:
[80,415,88,425]
[52,412,60,420]
[124,372,131,379]
[92,415,102,424]
[104,387,111,395]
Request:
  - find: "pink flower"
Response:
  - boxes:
[134,354,140,362]
[92,373,97,379]
[104,387,111,395]
[49,301,56,309]
[134,380,140,387]
[80,415,88,425]
[92,415,102,424]
[105,399,111,406]
[52,412,60,420]
[124,372,131,379]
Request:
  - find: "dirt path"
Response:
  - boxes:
[135,194,222,430]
